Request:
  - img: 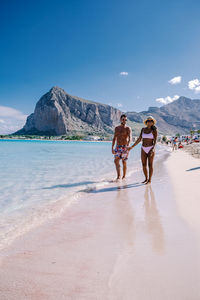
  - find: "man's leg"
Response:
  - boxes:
[122,160,127,179]
[114,157,121,179]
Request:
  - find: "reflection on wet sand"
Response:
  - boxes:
[108,182,135,298]
[108,183,167,299]
[110,182,165,254]
[144,185,165,254]
[114,182,135,248]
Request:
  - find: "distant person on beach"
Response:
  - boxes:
[112,114,131,180]
[172,137,178,151]
[178,141,183,149]
[128,116,157,184]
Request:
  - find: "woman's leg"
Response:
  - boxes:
[141,149,148,183]
[147,151,155,183]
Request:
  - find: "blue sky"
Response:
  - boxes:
[0,0,200,133]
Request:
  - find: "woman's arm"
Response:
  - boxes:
[153,129,157,147]
[149,129,157,154]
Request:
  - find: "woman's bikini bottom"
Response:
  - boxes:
[141,145,153,154]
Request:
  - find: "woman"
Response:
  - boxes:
[129,116,157,184]
[172,137,178,151]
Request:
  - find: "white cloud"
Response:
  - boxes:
[168,76,182,85]
[0,105,28,135]
[117,103,123,108]
[188,79,200,93]
[195,86,200,93]
[0,106,27,120]
[120,72,128,76]
[156,95,179,105]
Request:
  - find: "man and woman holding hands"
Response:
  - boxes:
[112,114,157,184]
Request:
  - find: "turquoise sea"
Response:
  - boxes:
[0,140,167,250]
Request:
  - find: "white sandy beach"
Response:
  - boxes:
[0,149,200,300]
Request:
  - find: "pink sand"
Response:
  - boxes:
[0,151,200,299]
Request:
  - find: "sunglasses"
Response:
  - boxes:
[121,118,127,121]
[146,120,153,123]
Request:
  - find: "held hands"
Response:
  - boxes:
[127,145,135,151]
[112,145,135,153]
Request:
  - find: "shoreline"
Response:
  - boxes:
[0,150,200,299]
[0,138,112,143]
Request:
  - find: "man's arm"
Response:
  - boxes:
[112,128,117,154]
[127,127,132,146]
[129,129,143,149]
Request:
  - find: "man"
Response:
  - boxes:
[112,114,132,180]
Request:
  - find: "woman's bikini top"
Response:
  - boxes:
[142,130,154,139]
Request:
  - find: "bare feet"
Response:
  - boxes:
[145,180,151,184]
[142,179,148,184]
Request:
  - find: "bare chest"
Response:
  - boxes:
[117,127,129,136]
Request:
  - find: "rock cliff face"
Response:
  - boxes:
[16,87,122,136]
[15,88,200,136]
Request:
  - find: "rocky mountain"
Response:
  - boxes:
[15,86,123,136]
[127,96,200,135]
[15,87,200,136]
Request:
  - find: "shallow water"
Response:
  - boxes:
[0,139,168,249]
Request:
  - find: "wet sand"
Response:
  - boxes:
[0,151,200,299]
